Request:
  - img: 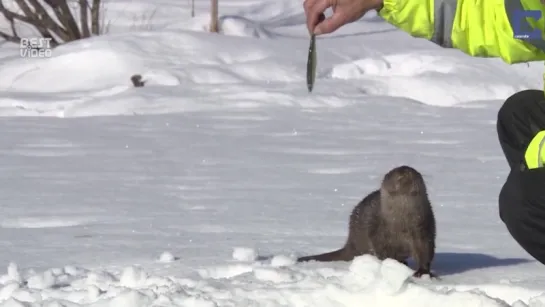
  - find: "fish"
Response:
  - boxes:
[306,33,316,93]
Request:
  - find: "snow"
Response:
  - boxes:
[0,0,544,305]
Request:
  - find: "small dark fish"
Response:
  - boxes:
[306,14,324,93]
[306,34,316,92]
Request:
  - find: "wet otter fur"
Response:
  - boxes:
[297,165,437,278]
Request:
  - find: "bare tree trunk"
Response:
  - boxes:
[209,0,218,32]
[79,0,90,37]
[91,0,100,34]
[191,0,195,18]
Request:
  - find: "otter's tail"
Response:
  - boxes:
[297,247,353,262]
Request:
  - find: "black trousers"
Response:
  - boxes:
[498,89,545,264]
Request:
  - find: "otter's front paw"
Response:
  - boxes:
[413,268,438,279]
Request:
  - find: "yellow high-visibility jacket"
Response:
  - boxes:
[378,0,545,89]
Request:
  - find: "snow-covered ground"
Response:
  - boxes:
[1,0,545,306]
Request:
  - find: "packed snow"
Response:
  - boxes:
[1,0,545,305]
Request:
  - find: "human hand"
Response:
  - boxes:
[303,0,383,35]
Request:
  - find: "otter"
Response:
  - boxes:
[297,165,437,278]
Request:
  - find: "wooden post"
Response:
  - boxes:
[210,0,218,32]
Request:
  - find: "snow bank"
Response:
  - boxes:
[0,29,313,117]
[328,52,532,107]
[0,0,540,117]
[0,254,542,307]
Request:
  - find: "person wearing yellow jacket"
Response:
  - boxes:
[303,0,545,264]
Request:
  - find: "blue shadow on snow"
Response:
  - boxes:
[429,252,535,276]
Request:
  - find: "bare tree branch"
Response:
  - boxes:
[0,9,22,45]
[9,0,54,39]
[14,0,70,42]
[42,0,82,39]
[0,0,102,47]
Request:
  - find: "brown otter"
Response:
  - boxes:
[297,165,437,278]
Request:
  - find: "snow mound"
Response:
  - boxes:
[168,0,306,38]
[0,29,315,117]
[219,16,276,38]
[329,52,531,106]
[157,252,177,263]
[232,247,258,261]
[0,0,541,117]
[0,256,542,306]
[178,14,278,38]
[0,35,167,93]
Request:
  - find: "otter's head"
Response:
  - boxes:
[380,165,426,197]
